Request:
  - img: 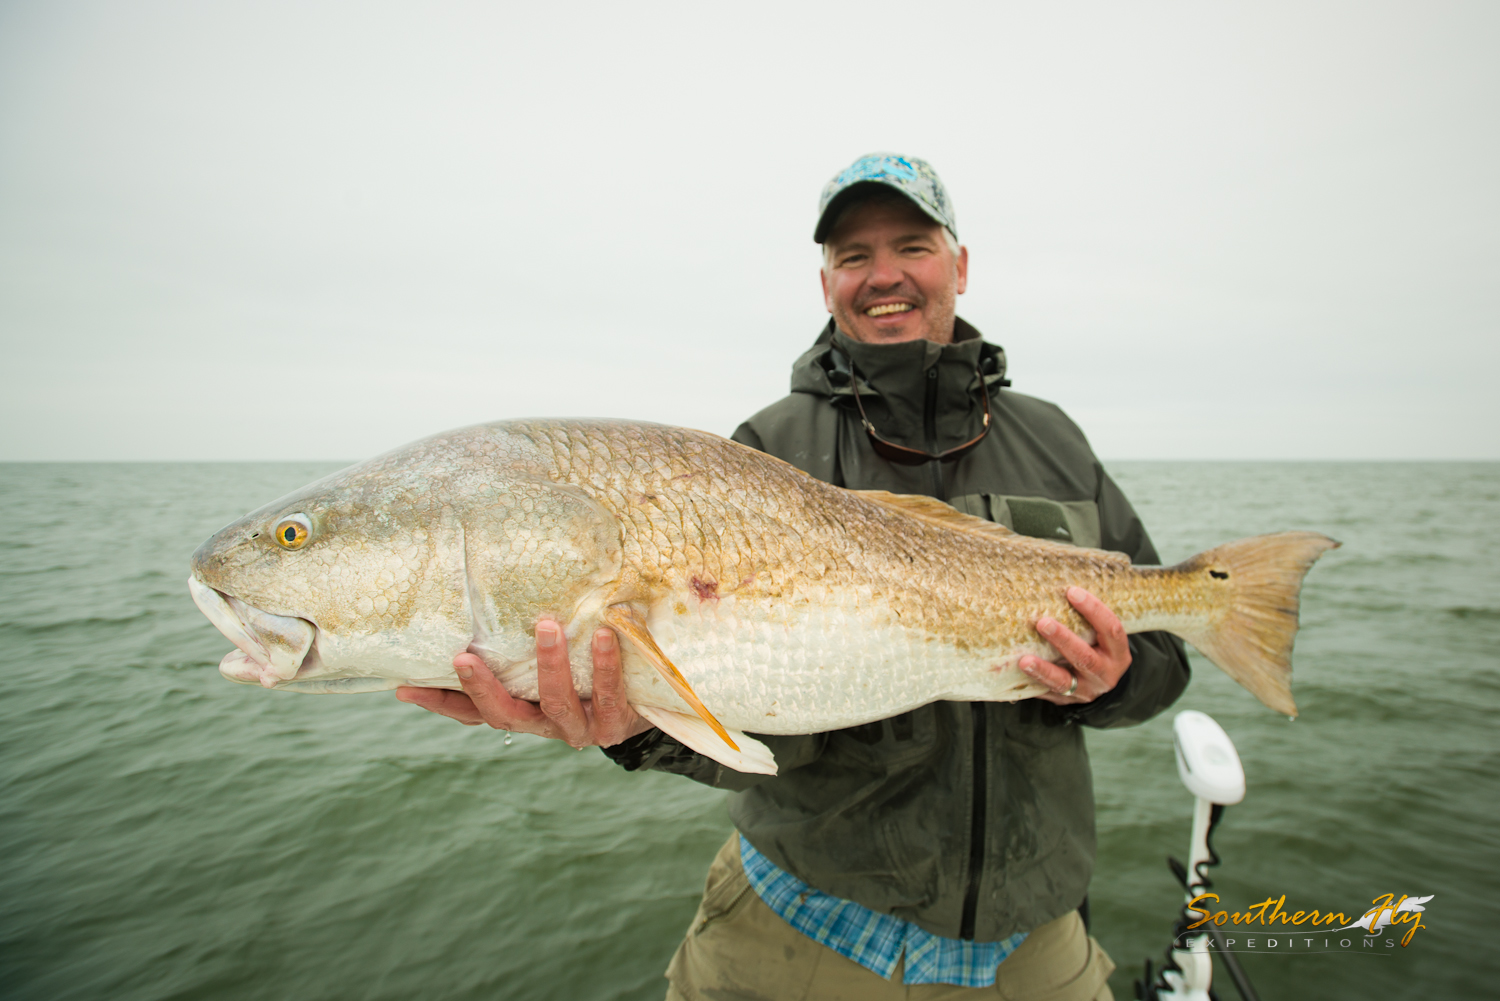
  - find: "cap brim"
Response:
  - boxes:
[813,180,951,243]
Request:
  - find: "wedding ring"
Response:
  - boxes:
[1063,676,1079,697]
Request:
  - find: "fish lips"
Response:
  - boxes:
[188,575,318,689]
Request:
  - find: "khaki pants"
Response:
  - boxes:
[665,835,1114,1001]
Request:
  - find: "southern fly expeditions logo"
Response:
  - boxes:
[1176,892,1434,954]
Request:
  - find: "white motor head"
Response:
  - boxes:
[1172,710,1245,804]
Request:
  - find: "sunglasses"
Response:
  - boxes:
[849,364,992,466]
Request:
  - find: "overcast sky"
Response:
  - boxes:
[1,1,1495,461]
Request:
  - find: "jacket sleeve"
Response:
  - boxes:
[597,420,831,789]
[1068,465,1192,730]
[600,730,827,791]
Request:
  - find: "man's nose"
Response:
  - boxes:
[866,250,906,288]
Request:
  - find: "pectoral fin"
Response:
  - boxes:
[635,705,777,775]
[601,604,738,751]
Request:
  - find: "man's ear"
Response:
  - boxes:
[955,245,969,296]
[820,263,834,313]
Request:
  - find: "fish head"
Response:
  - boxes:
[188,454,473,690]
[189,423,625,694]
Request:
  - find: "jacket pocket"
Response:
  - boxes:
[951,493,1102,549]
[1001,700,1081,750]
[995,495,1102,548]
[824,709,939,774]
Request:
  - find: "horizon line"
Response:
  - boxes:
[3,456,1498,465]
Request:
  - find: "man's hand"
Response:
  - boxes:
[395,620,654,748]
[1019,586,1132,705]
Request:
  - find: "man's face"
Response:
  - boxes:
[820,196,968,345]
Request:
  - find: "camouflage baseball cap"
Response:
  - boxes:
[814,152,957,244]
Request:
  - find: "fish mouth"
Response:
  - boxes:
[188,575,319,689]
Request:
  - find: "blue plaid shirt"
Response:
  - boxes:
[739,835,1028,987]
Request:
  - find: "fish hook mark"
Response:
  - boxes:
[691,576,719,602]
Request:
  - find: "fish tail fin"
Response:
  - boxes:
[1177,531,1340,717]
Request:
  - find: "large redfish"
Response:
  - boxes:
[189,419,1337,774]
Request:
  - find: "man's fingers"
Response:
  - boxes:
[451,652,547,730]
[587,628,631,742]
[1021,588,1132,706]
[1067,586,1130,662]
[1019,655,1075,693]
[396,685,486,725]
[535,620,589,746]
[1035,615,1101,678]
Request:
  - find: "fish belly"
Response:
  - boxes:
[625,592,1052,735]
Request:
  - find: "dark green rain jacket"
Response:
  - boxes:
[605,318,1190,942]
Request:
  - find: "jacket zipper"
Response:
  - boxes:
[923,366,943,499]
[960,701,987,939]
[933,360,984,939]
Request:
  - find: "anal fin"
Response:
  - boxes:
[601,603,739,752]
[635,705,777,776]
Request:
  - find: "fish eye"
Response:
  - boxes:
[273,514,312,550]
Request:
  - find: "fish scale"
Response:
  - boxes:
[190,418,1337,774]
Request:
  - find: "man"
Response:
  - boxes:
[398,153,1190,1000]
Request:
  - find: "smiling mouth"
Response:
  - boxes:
[865,303,914,317]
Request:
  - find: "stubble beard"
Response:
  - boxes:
[834,286,956,346]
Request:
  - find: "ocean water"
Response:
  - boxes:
[1,460,1495,1001]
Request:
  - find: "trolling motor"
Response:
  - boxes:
[1135,711,1260,1001]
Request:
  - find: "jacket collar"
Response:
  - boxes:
[789,317,1010,400]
